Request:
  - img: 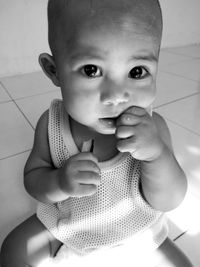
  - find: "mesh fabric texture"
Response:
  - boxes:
[37,99,168,255]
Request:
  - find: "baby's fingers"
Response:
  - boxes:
[76,171,101,186]
[116,125,136,139]
[124,106,147,116]
[116,113,141,127]
[76,184,98,197]
[75,160,100,174]
[71,152,99,164]
[117,136,136,153]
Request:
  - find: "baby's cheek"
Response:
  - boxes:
[137,84,156,107]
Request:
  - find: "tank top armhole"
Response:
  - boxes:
[48,99,64,168]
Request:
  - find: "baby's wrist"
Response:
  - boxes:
[142,144,170,166]
[56,168,71,199]
[130,141,167,162]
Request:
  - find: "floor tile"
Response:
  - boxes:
[0,102,34,159]
[0,152,37,248]
[16,90,62,129]
[175,232,200,267]
[167,188,200,239]
[158,50,191,69]
[0,82,11,103]
[167,219,184,241]
[165,45,200,58]
[0,71,57,100]
[155,72,200,107]
[156,94,200,135]
[160,59,200,82]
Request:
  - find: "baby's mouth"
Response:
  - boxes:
[99,117,118,128]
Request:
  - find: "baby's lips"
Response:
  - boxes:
[99,117,117,129]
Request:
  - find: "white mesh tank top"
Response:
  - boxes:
[37,99,168,255]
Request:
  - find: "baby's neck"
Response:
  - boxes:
[69,117,118,162]
[91,134,118,162]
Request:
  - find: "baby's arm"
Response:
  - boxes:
[24,111,100,204]
[116,107,187,212]
[140,112,187,211]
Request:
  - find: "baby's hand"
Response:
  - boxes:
[58,153,100,198]
[116,107,164,161]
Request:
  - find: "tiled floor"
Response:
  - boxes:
[0,45,200,266]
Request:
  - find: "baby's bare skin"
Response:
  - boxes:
[57,152,101,198]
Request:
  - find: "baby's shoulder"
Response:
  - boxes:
[24,109,52,175]
[36,110,49,133]
[33,110,49,145]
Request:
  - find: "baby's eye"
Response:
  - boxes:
[129,66,149,79]
[81,65,102,78]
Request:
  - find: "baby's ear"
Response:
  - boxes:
[39,53,60,87]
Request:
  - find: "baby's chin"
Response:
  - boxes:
[95,127,116,135]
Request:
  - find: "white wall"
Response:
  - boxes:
[0,0,200,78]
[0,0,49,77]
[160,0,200,48]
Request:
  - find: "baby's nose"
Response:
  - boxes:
[101,82,130,106]
[102,94,129,106]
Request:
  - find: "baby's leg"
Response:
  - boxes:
[0,214,62,267]
[153,238,193,267]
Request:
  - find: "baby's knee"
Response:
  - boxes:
[0,228,25,267]
[0,215,61,267]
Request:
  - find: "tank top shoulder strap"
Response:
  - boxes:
[48,99,71,168]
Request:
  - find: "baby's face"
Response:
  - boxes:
[54,1,161,135]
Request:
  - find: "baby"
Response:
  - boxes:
[0,0,194,266]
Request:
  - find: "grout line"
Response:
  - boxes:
[161,45,200,58]
[160,49,193,56]
[157,116,200,137]
[13,88,59,102]
[0,81,11,97]
[0,81,13,103]
[14,101,35,130]
[161,50,197,59]
[154,92,200,109]
[0,99,13,104]
[158,69,200,83]
[155,91,200,137]
[173,231,187,242]
[15,99,35,130]
[161,50,200,59]
[158,55,194,67]
[158,59,192,69]
[0,70,43,79]
[0,79,58,102]
[0,81,35,130]
[0,150,31,161]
